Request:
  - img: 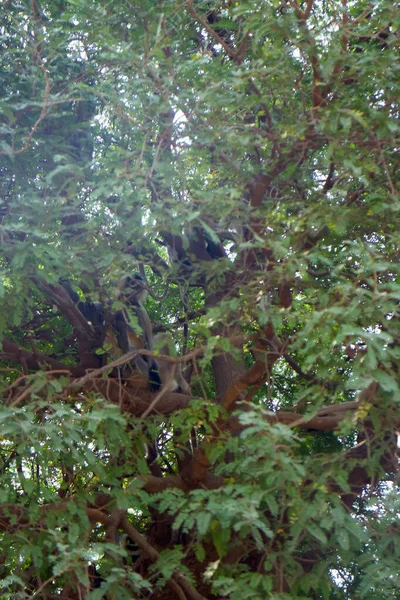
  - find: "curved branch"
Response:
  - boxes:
[121,515,207,600]
[85,378,192,417]
[223,336,283,411]
[0,339,85,377]
[34,279,94,336]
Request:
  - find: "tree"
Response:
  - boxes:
[0,0,399,598]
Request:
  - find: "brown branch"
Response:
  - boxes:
[121,516,207,600]
[265,411,345,431]
[185,0,242,64]
[352,4,376,26]
[287,405,357,430]
[302,0,315,20]
[322,162,335,192]
[226,400,367,435]
[120,515,159,559]
[35,279,94,337]
[285,382,379,430]
[283,354,315,381]
[290,1,329,109]
[222,337,283,411]
[87,377,192,417]
[69,344,207,394]
[0,339,85,377]
[34,277,103,369]
[0,341,192,415]
[86,507,113,527]
[317,401,361,416]
[283,353,339,390]
[72,335,246,388]
[289,0,315,21]
[235,30,250,64]
[142,466,223,494]
[222,361,271,412]
[8,384,37,408]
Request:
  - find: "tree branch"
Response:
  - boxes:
[185,0,242,65]
[0,339,85,378]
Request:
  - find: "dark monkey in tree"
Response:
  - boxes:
[60,275,161,390]
[153,332,191,394]
[61,275,163,471]
[117,274,161,391]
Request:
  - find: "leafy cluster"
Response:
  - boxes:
[0,0,399,599]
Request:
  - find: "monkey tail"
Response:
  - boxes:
[149,360,162,391]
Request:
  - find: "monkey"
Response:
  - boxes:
[59,278,104,326]
[119,273,147,302]
[60,276,161,390]
[117,274,161,391]
[153,333,191,394]
[117,274,168,474]
[153,332,196,472]
[81,301,105,328]
[60,276,162,473]
[59,277,81,305]
[59,277,106,346]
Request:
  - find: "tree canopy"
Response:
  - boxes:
[0,0,399,598]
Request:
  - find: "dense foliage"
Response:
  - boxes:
[0,0,399,598]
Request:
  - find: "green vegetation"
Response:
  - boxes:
[0,0,399,598]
